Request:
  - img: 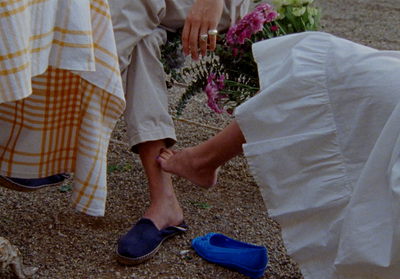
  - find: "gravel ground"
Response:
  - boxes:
[1,0,399,278]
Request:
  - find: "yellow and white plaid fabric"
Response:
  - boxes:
[0,0,125,216]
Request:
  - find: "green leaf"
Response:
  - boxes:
[191,201,211,209]
[59,183,73,192]
[107,163,131,174]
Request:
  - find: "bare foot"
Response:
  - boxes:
[157,148,218,189]
[143,195,184,230]
[136,140,184,230]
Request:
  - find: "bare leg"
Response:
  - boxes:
[157,120,245,188]
[137,140,184,230]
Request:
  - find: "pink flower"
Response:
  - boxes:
[265,11,279,22]
[207,72,216,84]
[225,4,279,46]
[237,28,252,44]
[226,26,238,45]
[242,11,265,33]
[255,3,279,23]
[232,47,238,57]
[205,73,225,114]
[207,98,224,114]
[255,3,274,14]
[218,75,226,90]
[271,25,279,32]
[205,83,217,98]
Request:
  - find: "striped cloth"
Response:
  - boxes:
[0,0,125,216]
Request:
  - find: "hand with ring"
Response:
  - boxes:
[200,34,208,42]
[200,30,218,42]
[208,29,218,36]
[182,0,223,60]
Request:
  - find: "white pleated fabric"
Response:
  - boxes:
[0,0,125,216]
[235,32,400,278]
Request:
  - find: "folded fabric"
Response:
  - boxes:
[237,32,400,278]
[0,0,125,217]
[116,218,188,265]
[192,233,268,278]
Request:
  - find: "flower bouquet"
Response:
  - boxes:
[162,0,322,117]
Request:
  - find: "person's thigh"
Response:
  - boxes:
[108,0,167,72]
[161,0,194,31]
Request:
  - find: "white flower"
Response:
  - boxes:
[273,0,315,7]
[292,6,306,16]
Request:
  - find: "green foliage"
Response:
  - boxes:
[274,0,321,33]
[107,163,131,174]
[58,183,73,192]
[173,57,221,118]
[191,201,211,209]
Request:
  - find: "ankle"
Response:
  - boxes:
[144,202,184,229]
[189,146,220,171]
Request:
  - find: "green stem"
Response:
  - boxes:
[274,21,287,35]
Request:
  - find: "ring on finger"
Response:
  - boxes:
[208,29,218,36]
[200,34,208,41]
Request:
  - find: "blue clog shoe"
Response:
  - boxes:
[192,233,268,278]
[0,173,71,192]
[116,218,188,265]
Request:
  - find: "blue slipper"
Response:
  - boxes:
[0,173,71,192]
[116,218,188,265]
[192,233,268,278]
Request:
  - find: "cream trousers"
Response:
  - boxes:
[109,0,249,152]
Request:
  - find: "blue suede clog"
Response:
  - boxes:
[192,233,268,278]
[117,218,188,265]
[0,173,70,192]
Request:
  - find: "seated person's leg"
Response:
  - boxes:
[116,28,186,266]
[114,0,251,266]
[124,27,183,229]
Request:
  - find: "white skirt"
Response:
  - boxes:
[235,32,400,279]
